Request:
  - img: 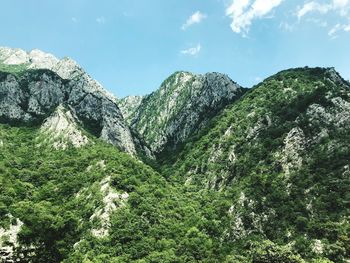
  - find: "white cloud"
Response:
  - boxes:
[333,0,349,9]
[226,0,283,35]
[328,23,342,36]
[328,22,350,37]
[182,11,207,30]
[96,16,106,24]
[296,0,350,37]
[180,44,201,56]
[297,2,331,19]
[297,0,350,19]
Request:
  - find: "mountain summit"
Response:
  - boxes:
[0,47,137,155]
[121,71,247,155]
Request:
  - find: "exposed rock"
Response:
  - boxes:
[40,105,89,149]
[28,49,59,69]
[0,217,23,261]
[281,127,306,176]
[127,71,247,154]
[306,98,350,130]
[246,115,272,140]
[208,143,224,163]
[52,57,117,103]
[90,176,128,238]
[0,73,30,122]
[0,47,28,65]
[312,239,324,254]
[118,95,143,123]
[228,145,237,163]
[227,192,274,241]
[0,47,137,155]
[326,67,346,86]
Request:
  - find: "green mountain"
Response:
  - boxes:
[122,71,247,155]
[163,67,350,261]
[0,48,349,263]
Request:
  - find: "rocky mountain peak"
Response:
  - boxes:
[124,71,247,154]
[0,47,137,155]
[0,47,58,69]
[28,49,59,69]
[325,67,347,85]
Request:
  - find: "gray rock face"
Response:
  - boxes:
[0,47,137,155]
[125,71,247,154]
[0,71,66,123]
[118,95,143,123]
[40,105,89,149]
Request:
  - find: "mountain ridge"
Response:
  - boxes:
[0,47,141,155]
[0,47,349,262]
[123,71,247,155]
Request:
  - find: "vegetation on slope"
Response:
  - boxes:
[0,67,349,262]
[161,67,350,262]
[0,123,316,263]
[0,62,29,76]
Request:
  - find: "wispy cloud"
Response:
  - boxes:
[297,0,350,19]
[254,76,262,83]
[297,2,332,19]
[296,0,350,37]
[279,21,295,32]
[180,44,201,56]
[328,22,350,38]
[225,0,283,36]
[96,16,106,24]
[182,11,207,30]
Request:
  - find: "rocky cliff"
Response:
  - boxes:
[118,95,143,123]
[124,71,247,154]
[0,47,137,155]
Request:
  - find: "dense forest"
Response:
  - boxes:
[0,58,349,262]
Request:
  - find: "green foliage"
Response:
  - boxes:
[0,62,29,76]
[160,67,350,262]
[0,67,349,262]
[250,240,304,263]
[0,124,232,262]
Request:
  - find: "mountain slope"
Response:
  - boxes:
[0,48,137,155]
[0,123,164,262]
[0,123,247,263]
[125,71,247,155]
[163,67,350,262]
[1,47,349,263]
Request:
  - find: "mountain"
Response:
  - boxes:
[163,67,350,261]
[0,123,164,262]
[0,47,136,155]
[123,71,247,155]
[167,67,350,186]
[0,47,349,263]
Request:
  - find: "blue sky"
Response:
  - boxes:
[0,0,349,97]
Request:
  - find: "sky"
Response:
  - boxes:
[0,0,349,97]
